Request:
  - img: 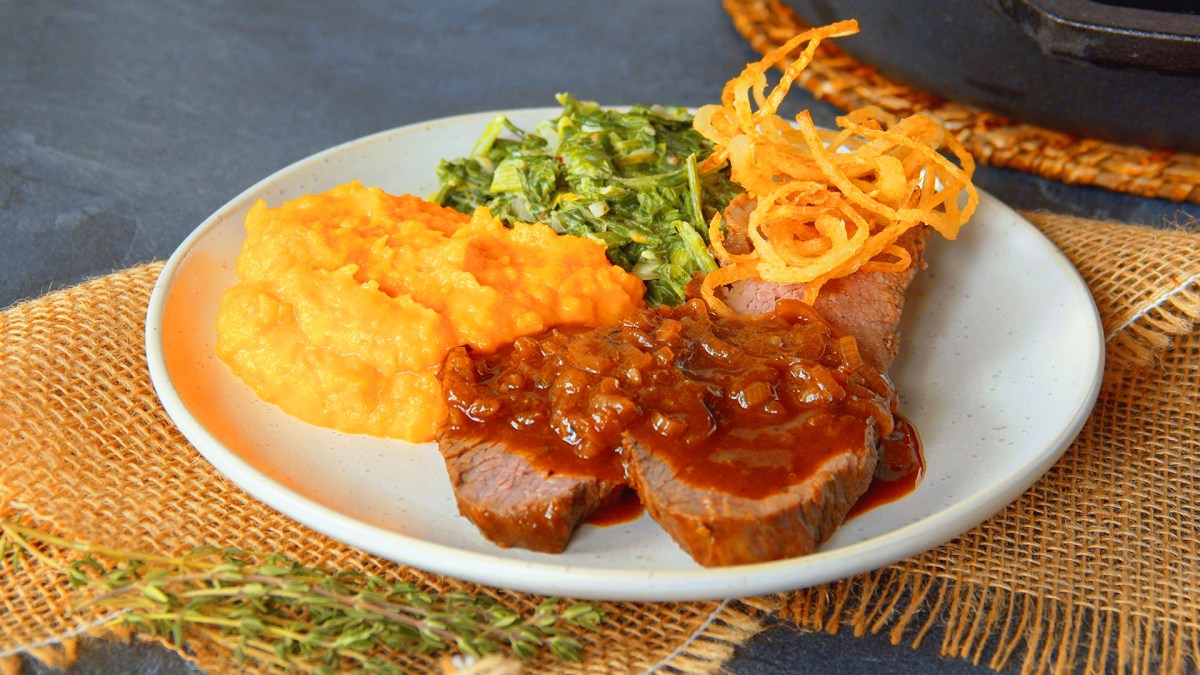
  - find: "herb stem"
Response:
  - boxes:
[3,521,194,568]
[1,517,600,668]
[189,613,375,662]
[1,522,65,570]
[304,584,461,642]
[138,612,243,628]
[190,625,311,671]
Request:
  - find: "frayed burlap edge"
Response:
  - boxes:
[642,597,777,674]
[768,214,1200,675]
[5,213,1199,674]
[1,466,767,675]
[1,584,766,675]
[0,504,208,675]
[1,599,766,675]
[777,567,1200,675]
[0,264,770,675]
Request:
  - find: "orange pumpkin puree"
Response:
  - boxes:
[215,181,644,442]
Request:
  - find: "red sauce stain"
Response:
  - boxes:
[847,414,924,520]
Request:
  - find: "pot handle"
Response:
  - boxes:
[992,0,1200,75]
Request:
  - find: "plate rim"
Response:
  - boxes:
[145,108,1106,601]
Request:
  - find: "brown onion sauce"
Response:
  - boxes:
[588,417,923,528]
[442,298,923,524]
[847,414,924,520]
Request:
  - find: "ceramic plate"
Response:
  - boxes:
[145,108,1104,601]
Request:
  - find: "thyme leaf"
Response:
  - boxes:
[1,519,601,672]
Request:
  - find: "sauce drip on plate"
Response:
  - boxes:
[585,489,645,527]
[848,414,924,519]
[441,298,897,499]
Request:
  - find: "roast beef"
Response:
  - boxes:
[614,300,894,566]
[717,194,928,372]
[437,428,627,553]
[624,422,879,566]
[437,338,633,553]
[436,299,897,565]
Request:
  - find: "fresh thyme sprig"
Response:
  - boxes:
[1,519,602,672]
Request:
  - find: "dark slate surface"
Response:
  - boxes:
[3,1,1196,673]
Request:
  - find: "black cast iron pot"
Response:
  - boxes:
[786,0,1200,152]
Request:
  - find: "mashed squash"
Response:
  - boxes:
[215,181,644,441]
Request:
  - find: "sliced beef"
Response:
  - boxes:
[624,421,879,566]
[437,300,896,565]
[717,194,928,372]
[436,338,635,553]
[437,429,626,553]
[613,300,895,566]
[437,188,926,563]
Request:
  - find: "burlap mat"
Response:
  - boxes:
[2,212,1199,674]
[723,0,1200,204]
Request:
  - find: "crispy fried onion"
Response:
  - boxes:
[694,19,978,313]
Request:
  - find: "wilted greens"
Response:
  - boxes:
[433,94,740,307]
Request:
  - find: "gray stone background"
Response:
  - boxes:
[3,1,1196,672]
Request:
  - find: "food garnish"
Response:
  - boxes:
[433,94,741,307]
[1,518,603,669]
[432,20,969,565]
[693,19,978,311]
[438,298,898,563]
[212,19,976,567]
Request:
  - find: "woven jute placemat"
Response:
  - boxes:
[723,0,1200,204]
[2,212,1199,674]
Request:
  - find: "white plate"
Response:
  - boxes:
[145,108,1104,602]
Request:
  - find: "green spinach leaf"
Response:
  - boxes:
[433,94,740,306]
